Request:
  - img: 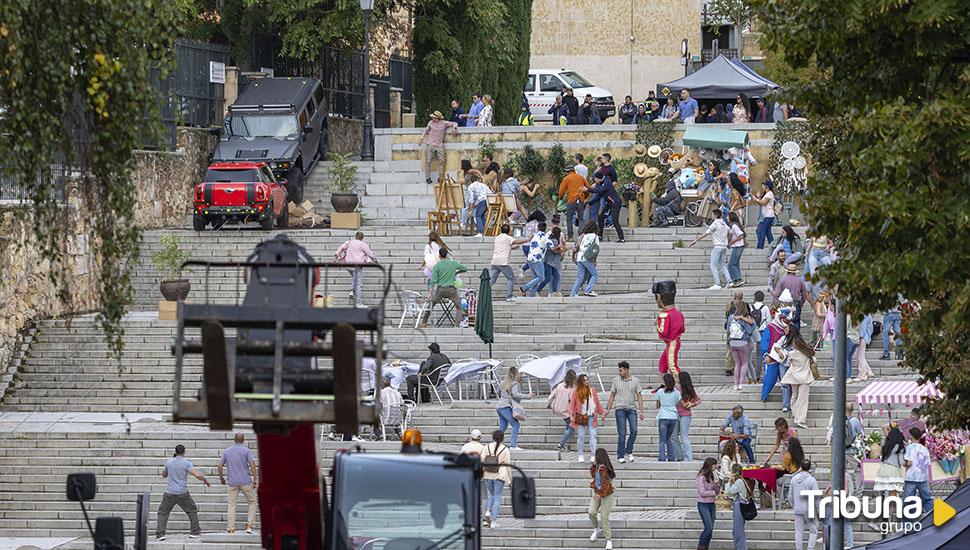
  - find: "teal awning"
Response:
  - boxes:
[682,127,749,150]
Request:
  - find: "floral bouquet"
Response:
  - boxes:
[926,430,969,475]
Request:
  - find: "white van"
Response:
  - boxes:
[523,69,615,123]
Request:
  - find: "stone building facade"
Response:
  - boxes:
[530,0,698,103]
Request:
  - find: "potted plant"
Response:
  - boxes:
[327,152,359,213]
[152,234,191,301]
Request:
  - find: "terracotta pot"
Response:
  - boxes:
[330,193,359,213]
[159,278,191,301]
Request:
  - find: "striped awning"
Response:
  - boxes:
[855,380,943,406]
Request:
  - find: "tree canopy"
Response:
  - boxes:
[751,0,970,428]
[413,0,532,125]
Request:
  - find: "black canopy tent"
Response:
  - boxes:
[858,481,970,549]
[657,55,781,100]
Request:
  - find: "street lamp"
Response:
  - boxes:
[681,38,689,76]
[359,0,374,161]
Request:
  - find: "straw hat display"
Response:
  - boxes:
[647,145,663,159]
[634,144,647,157]
[634,163,650,178]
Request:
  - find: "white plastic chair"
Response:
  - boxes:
[417,363,454,405]
[582,354,605,392]
[472,362,501,400]
[515,354,540,394]
[399,290,432,328]
[380,399,415,441]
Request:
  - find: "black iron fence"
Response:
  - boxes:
[147,39,230,150]
[252,34,412,127]
[0,159,73,204]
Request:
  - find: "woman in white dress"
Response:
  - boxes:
[873,426,906,495]
[421,231,449,285]
[477,95,494,127]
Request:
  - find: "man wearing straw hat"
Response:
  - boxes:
[418,110,459,185]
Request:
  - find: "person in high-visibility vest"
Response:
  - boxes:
[516,105,534,126]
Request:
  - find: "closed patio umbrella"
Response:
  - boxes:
[475,268,494,357]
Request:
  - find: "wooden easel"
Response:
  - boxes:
[427,176,465,236]
[483,194,507,236]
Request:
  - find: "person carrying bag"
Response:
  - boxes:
[724,463,754,550]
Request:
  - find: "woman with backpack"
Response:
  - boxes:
[696,457,721,550]
[676,371,702,461]
[780,331,818,429]
[481,430,512,528]
[727,211,746,287]
[496,367,530,450]
[655,373,682,461]
[569,374,604,462]
[547,369,578,451]
[724,463,752,550]
[727,302,756,390]
[588,448,616,550]
[570,222,601,297]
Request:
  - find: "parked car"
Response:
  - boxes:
[212,77,326,202]
[524,69,615,123]
[193,162,288,231]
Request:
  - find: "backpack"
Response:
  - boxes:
[773,200,783,218]
[582,235,600,262]
[749,307,763,328]
[729,319,744,340]
[483,443,503,473]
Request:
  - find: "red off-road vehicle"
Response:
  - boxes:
[193,161,289,231]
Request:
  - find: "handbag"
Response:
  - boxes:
[809,357,821,380]
[740,497,758,521]
[512,400,527,421]
[573,413,590,425]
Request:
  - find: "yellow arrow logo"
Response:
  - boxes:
[934,498,956,526]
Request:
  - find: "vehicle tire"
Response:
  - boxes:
[192,215,206,231]
[260,203,275,229]
[286,166,305,204]
[277,201,289,228]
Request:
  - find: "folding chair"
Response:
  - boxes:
[399,290,432,329]
[433,300,458,327]
[582,354,605,392]
[515,354,540,395]
[472,364,500,401]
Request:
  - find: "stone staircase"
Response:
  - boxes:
[0,224,904,549]
[304,159,433,222]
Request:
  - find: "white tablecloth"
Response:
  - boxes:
[362,358,420,391]
[519,355,583,387]
[444,359,502,384]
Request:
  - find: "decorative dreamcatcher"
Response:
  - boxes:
[777,140,809,194]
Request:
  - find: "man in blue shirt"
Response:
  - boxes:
[720,405,756,462]
[678,89,700,124]
[462,94,483,127]
[157,444,210,540]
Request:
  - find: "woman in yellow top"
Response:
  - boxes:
[772,437,804,498]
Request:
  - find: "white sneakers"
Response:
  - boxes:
[708,284,723,290]
[590,527,602,541]
[626,454,635,463]
[618,456,626,463]
[510,446,524,451]
[577,455,585,462]
[605,541,613,550]
[617,453,635,463]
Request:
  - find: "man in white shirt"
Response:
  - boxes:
[688,210,732,289]
[490,224,529,302]
[574,153,589,180]
[466,177,494,236]
[460,429,487,457]
[379,377,404,439]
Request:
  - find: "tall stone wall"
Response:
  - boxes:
[0,127,218,378]
[530,0,698,104]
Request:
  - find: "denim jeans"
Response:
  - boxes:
[778,361,792,409]
[728,246,745,282]
[615,409,638,458]
[807,248,830,276]
[348,268,363,306]
[733,499,748,550]
[577,416,597,457]
[697,502,716,546]
[710,246,731,286]
[845,339,858,379]
[737,437,755,463]
[565,201,584,239]
[678,415,694,461]
[571,261,598,296]
[536,264,560,293]
[669,416,684,461]
[903,481,933,517]
[558,416,576,448]
[756,217,775,249]
[484,479,505,519]
[474,201,487,234]
[490,265,515,299]
[523,261,546,296]
[496,406,520,447]
[658,418,678,461]
[883,311,901,352]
